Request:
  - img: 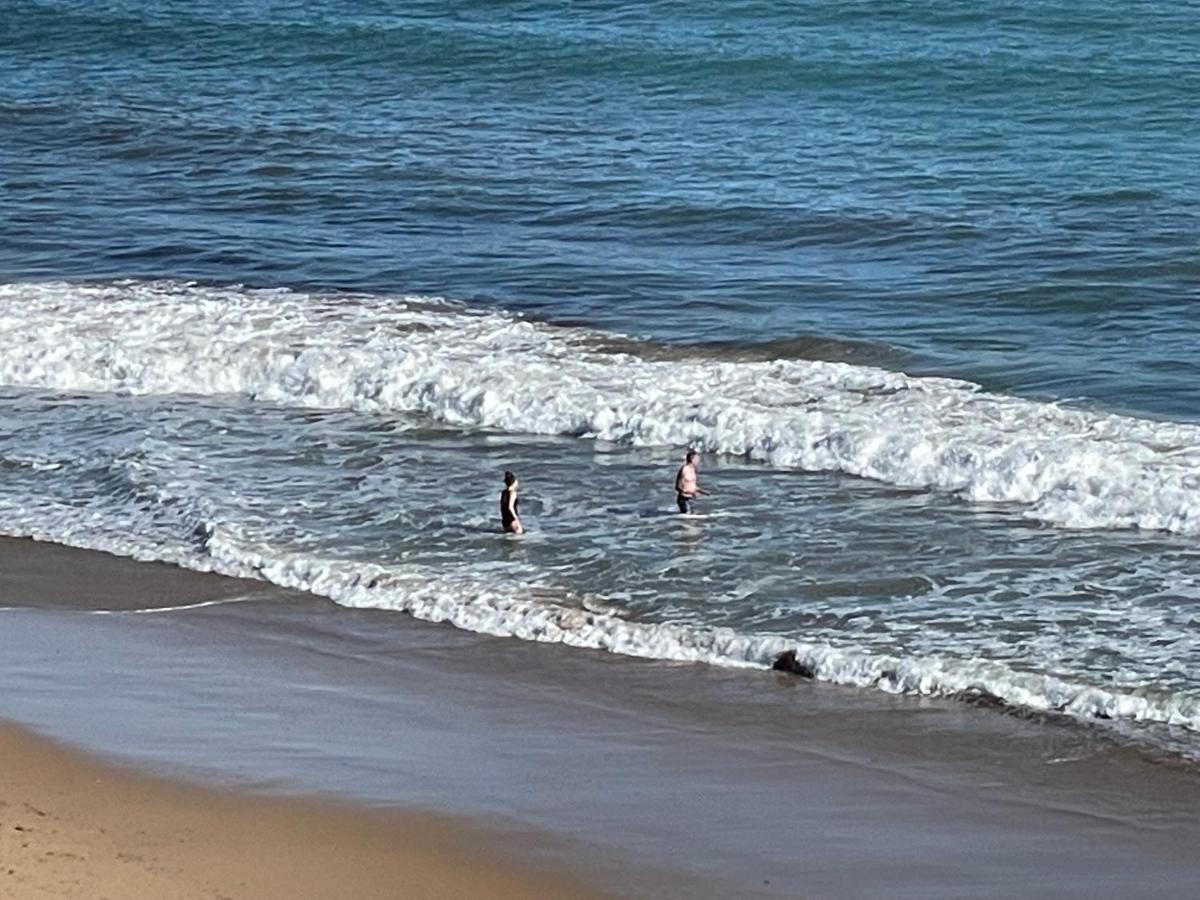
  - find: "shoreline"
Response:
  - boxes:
[0,536,635,899]
[4,535,1200,896]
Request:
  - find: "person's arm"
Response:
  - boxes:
[507,491,524,533]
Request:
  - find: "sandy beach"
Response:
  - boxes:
[0,721,598,900]
[3,535,1200,898]
[0,537,624,899]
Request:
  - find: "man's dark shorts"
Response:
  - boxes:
[676,493,693,514]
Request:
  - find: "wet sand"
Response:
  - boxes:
[0,537,620,899]
[0,535,277,610]
[3,535,1200,897]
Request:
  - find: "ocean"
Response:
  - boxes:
[3,0,1200,759]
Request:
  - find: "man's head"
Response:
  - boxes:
[504,470,518,487]
[685,450,698,464]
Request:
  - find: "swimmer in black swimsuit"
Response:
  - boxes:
[500,470,524,534]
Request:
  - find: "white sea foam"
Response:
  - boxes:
[1,278,1196,739]
[3,279,1199,536]
[88,596,264,615]
[2,496,1196,736]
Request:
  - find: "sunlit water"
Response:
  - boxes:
[2,1,1200,752]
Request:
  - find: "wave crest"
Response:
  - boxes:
[3,279,1200,536]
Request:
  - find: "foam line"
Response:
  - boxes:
[0,508,1196,737]
[87,595,264,615]
[3,280,1199,536]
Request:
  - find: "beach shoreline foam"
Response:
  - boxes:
[2,280,1199,752]
[4,536,1200,897]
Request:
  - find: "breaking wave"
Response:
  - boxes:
[3,279,1199,535]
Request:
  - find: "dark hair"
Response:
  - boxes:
[503,470,517,486]
[685,450,698,462]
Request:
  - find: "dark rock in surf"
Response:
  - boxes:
[772,650,816,678]
[956,685,1008,710]
[191,521,214,553]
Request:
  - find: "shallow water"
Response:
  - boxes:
[0,285,1198,750]
[2,2,1200,753]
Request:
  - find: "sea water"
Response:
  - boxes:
[2,1,1199,753]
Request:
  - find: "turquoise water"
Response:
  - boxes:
[3,2,1200,752]
[4,0,1199,414]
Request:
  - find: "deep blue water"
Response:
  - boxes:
[3,0,1199,417]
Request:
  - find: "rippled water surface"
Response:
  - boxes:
[2,1,1200,752]
[5,0,1200,413]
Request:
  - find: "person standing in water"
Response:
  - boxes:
[500,470,524,534]
[674,450,708,514]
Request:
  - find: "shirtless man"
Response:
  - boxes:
[674,450,707,514]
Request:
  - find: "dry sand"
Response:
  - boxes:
[0,720,599,900]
